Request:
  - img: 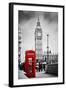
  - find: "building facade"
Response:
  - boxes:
[43,54,58,64]
[35,18,43,63]
[18,25,22,66]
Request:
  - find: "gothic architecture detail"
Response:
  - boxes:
[35,18,43,63]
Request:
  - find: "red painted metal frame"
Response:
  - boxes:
[25,50,36,78]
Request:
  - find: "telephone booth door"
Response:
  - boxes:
[28,58,33,73]
[25,50,36,78]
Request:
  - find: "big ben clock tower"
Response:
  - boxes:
[35,17,43,63]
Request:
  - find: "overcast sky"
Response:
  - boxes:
[18,11,58,62]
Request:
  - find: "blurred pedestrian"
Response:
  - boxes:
[39,62,42,72]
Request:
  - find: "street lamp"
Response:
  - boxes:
[47,34,49,64]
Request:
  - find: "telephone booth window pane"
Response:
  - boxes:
[28,58,32,72]
[28,58,32,65]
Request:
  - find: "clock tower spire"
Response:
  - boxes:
[35,17,43,63]
[37,17,40,26]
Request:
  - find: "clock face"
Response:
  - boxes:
[37,32,41,36]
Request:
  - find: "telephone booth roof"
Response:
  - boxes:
[25,50,36,58]
[25,50,35,53]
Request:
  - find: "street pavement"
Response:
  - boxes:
[18,70,56,79]
[18,70,28,79]
[36,71,56,78]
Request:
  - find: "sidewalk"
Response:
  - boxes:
[36,71,56,78]
[18,70,28,79]
[18,70,57,79]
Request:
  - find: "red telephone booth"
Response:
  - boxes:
[25,50,36,78]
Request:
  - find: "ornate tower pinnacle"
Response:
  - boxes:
[37,17,40,26]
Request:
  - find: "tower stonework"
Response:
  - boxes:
[35,18,43,63]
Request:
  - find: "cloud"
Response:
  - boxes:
[18,11,35,24]
[43,12,58,23]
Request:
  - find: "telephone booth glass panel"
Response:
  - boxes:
[28,58,32,73]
